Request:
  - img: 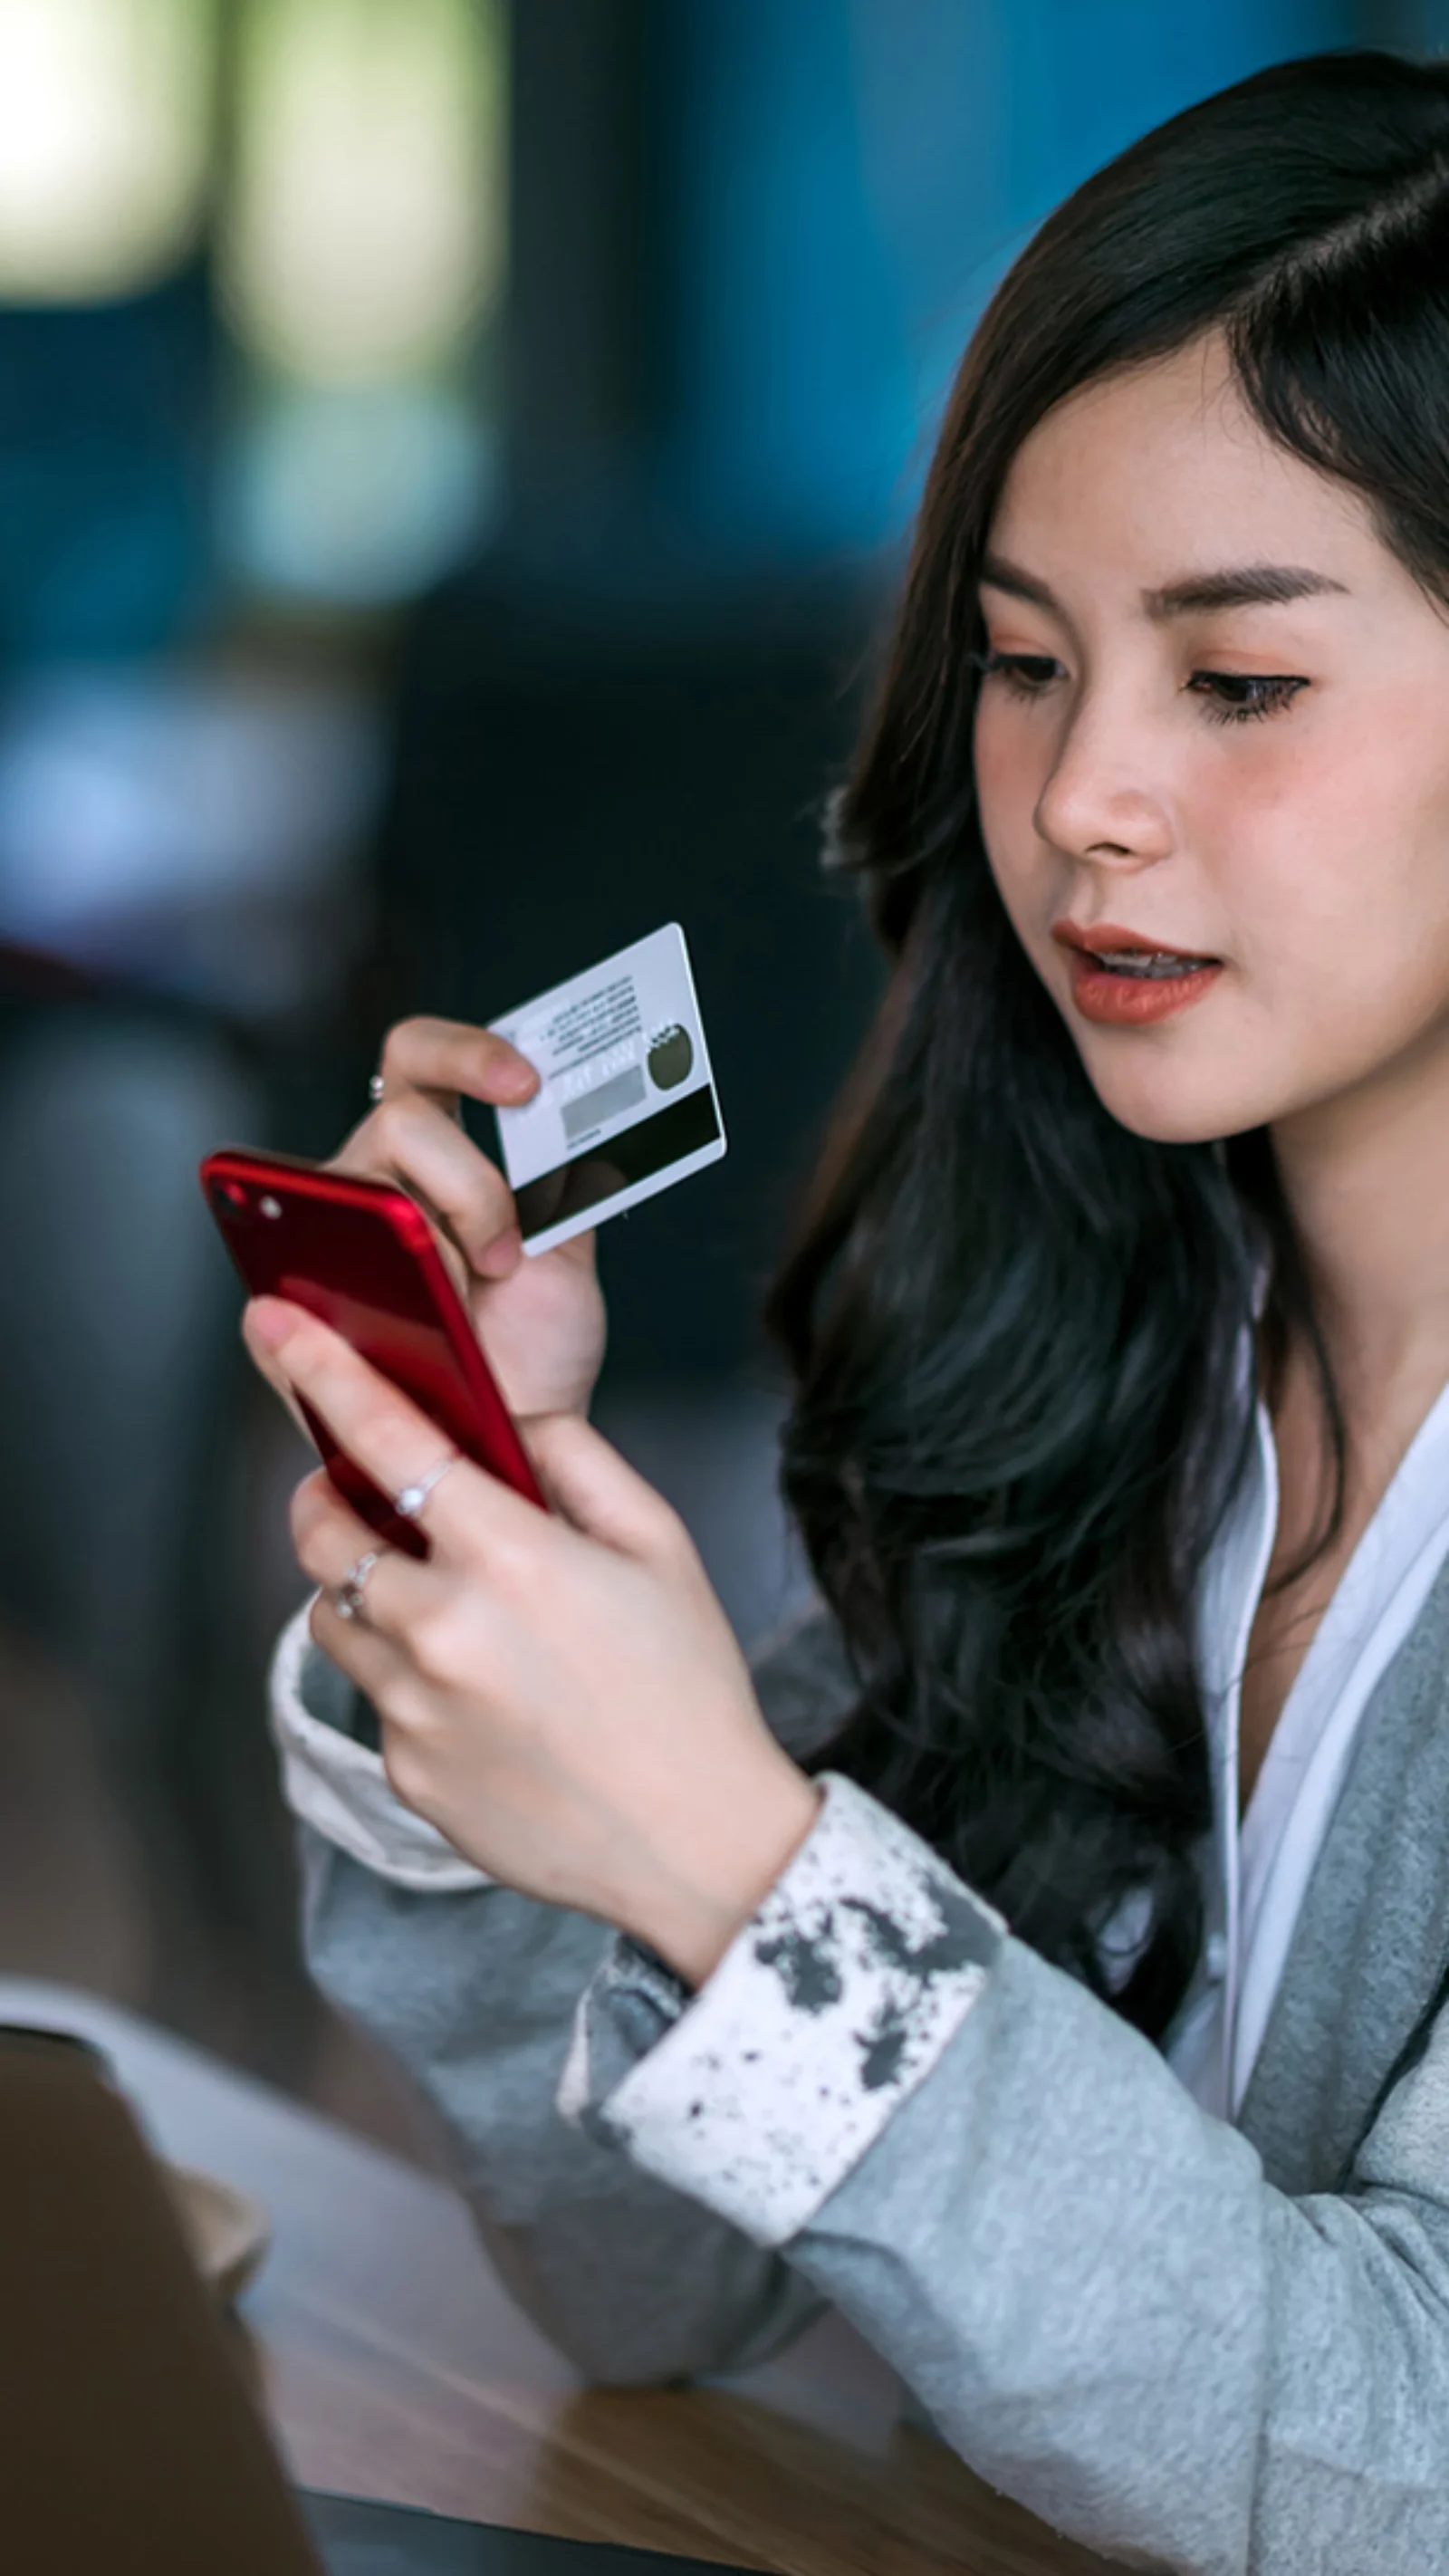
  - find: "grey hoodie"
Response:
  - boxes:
[283,1549,1449,2576]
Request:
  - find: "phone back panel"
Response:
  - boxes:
[201,1147,544,1547]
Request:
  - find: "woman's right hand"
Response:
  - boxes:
[324,1015,608,1424]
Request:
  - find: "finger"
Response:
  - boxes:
[523,1411,689,1562]
[241,1299,318,1445]
[308,1585,413,1708]
[308,1593,457,1828]
[288,1467,437,1638]
[334,1096,523,1280]
[252,1300,538,1559]
[377,1016,540,1114]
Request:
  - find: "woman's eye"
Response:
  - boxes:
[1186,670,1308,725]
[972,649,1063,698]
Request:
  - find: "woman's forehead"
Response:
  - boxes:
[985,339,1381,592]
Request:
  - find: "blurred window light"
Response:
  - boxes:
[220,380,497,607]
[0,664,384,1019]
[221,0,505,386]
[0,0,216,302]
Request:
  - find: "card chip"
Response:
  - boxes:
[561,1064,646,1142]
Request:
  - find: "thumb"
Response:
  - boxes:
[522,1411,686,1560]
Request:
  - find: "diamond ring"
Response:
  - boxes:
[369,1072,386,1103]
[335,1549,382,1621]
[394,1456,457,1521]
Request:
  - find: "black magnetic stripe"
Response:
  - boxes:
[514,1084,721,1240]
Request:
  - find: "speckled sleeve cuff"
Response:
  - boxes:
[557,1771,1005,2248]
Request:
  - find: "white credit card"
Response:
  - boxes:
[490,921,726,1256]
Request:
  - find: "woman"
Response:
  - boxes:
[249,50,1449,2573]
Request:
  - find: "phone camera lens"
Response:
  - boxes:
[259,1195,283,1220]
[214,1180,248,1214]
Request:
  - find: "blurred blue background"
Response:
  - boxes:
[0,0,1431,2140]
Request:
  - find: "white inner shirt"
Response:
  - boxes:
[1166,1277,1449,2120]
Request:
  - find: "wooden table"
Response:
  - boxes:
[0,1977,1122,2576]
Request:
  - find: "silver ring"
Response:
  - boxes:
[369,1072,386,1103]
[394,1456,457,1521]
[335,1549,382,1621]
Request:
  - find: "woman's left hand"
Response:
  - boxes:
[245,1296,823,1989]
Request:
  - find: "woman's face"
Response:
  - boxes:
[974,332,1449,1149]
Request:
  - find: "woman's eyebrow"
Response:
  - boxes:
[1142,563,1349,618]
[979,553,1058,610]
[978,553,1348,620]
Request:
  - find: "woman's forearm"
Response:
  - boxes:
[296,1817,826,2386]
[571,1775,1449,2576]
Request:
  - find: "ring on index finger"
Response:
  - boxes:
[394,1455,458,1523]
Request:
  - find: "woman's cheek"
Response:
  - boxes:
[972,699,1014,830]
[974,703,1049,866]
[974,723,1051,946]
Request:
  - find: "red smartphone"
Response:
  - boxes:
[200,1145,546,1555]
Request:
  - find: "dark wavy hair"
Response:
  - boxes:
[764,48,1449,2042]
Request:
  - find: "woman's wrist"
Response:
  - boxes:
[628,1760,825,1990]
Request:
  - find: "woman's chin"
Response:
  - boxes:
[1088,1076,1270,1150]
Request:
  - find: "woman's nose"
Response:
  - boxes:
[1032,699,1175,866]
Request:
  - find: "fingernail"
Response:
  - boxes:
[248,1302,294,1352]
